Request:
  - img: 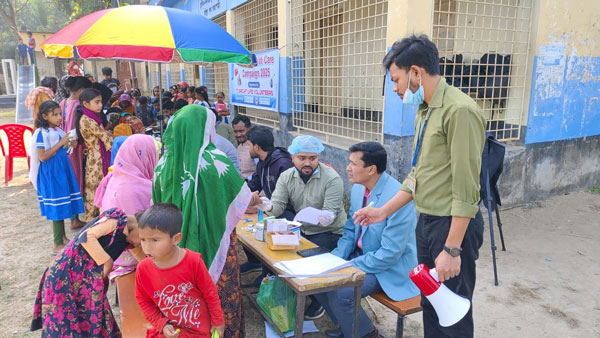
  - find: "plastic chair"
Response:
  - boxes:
[0,124,33,186]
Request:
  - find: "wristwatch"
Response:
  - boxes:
[443,245,462,257]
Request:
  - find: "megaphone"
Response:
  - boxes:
[409,264,471,327]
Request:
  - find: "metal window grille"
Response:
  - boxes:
[433,0,533,141]
[233,0,280,125]
[290,0,387,145]
[203,14,231,102]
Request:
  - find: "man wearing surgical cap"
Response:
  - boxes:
[257,135,346,319]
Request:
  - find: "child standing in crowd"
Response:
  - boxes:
[31,208,145,337]
[27,31,35,64]
[29,101,84,252]
[76,88,113,221]
[187,86,196,104]
[212,91,231,124]
[136,96,155,127]
[16,38,28,65]
[193,87,211,108]
[151,86,161,104]
[101,66,120,89]
[135,203,225,338]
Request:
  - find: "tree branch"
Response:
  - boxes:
[16,0,30,13]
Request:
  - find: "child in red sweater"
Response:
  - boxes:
[135,203,225,338]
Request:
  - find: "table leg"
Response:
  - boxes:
[352,285,361,338]
[295,294,306,338]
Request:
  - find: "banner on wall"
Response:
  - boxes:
[229,49,279,112]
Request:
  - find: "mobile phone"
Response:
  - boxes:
[296,247,329,258]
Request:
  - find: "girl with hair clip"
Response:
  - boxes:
[75,88,113,221]
[29,101,84,252]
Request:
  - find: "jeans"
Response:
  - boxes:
[416,211,484,338]
[314,273,381,338]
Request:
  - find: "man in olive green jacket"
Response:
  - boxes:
[260,135,345,247]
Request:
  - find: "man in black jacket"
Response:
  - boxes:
[247,127,294,202]
[241,126,295,275]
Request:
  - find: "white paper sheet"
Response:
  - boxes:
[274,253,351,278]
[264,320,319,338]
[293,207,334,225]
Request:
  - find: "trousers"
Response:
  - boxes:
[314,273,381,338]
[416,211,484,338]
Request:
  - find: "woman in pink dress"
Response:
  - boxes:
[94,134,157,280]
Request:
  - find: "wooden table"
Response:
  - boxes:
[236,216,366,338]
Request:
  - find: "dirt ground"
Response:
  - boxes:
[1,113,599,338]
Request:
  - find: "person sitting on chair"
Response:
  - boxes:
[316,142,420,338]
[257,135,345,319]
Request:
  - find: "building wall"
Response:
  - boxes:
[525,0,600,144]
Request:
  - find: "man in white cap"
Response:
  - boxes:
[258,135,345,319]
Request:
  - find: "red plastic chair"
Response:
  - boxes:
[0,124,33,186]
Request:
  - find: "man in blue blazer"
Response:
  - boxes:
[316,142,420,338]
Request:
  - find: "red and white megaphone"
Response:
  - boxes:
[409,264,471,327]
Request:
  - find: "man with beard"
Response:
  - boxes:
[232,115,256,180]
[240,126,294,275]
[258,135,345,319]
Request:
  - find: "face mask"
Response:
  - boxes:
[403,71,424,105]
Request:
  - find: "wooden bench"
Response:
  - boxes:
[370,293,422,338]
[115,272,151,338]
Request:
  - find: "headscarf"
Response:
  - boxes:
[110,136,128,166]
[152,104,251,282]
[113,123,133,138]
[95,134,156,217]
[55,75,70,104]
[82,106,111,175]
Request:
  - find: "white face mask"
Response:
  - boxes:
[403,71,424,105]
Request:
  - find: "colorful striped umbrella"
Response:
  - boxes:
[41,5,252,65]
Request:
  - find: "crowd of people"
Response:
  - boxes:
[25,34,486,338]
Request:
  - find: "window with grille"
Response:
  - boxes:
[433,0,533,141]
[203,14,230,102]
[233,0,280,125]
[290,0,388,144]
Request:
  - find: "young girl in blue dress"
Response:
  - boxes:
[29,100,84,252]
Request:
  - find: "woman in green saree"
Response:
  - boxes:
[152,104,252,337]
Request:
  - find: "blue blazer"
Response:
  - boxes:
[332,173,420,301]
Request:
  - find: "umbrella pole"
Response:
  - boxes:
[158,62,164,155]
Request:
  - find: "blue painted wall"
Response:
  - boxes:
[383,72,418,137]
[279,56,292,114]
[525,55,600,144]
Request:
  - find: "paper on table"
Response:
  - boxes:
[274,253,352,279]
[264,320,319,338]
[293,207,334,225]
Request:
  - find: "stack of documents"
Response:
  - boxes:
[274,253,352,278]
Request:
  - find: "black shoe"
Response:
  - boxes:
[304,302,325,320]
[325,327,343,338]
[240,262,262,275]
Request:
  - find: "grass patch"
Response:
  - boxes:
[0,110,16,117]
[589,185,600,194]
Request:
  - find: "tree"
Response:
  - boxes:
[0,0,30,40]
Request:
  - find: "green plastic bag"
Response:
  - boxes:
[256,276,297,333]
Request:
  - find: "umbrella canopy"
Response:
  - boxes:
[41,5,252,64]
